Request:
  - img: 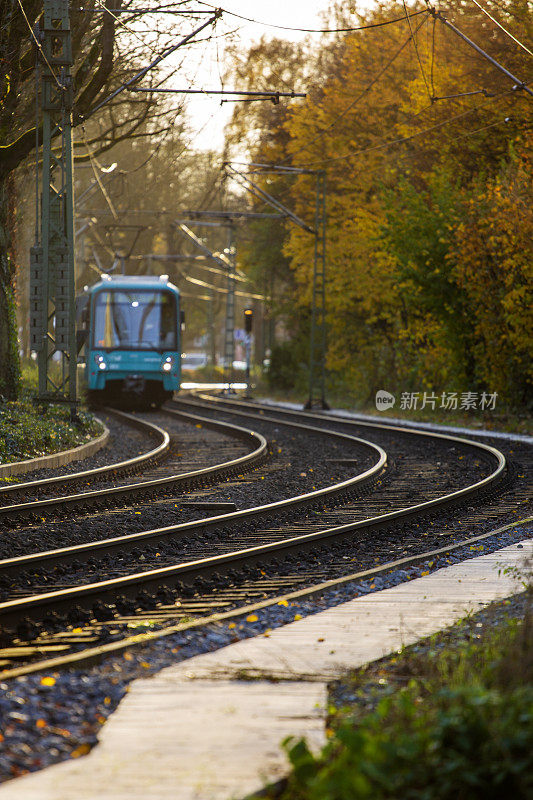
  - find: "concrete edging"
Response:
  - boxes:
[0,417,109,478]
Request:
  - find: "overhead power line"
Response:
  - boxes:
[279,13,429,165]
[89,10,220,115]
[195,1,427,33]
[402,0,432,100]
[469,0,533,58]
[74,7,215,13]
[16,0,62,89]
[130,88,306,104]
[426,6,533,97]
[185,275,265,300]
[291,88,518,168]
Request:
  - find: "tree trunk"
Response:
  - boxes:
[0,175,20,400]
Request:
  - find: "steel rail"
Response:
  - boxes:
[0,408,266,524]
[0,395,508,632]
[184,393,507,490]
[0,400,515,670]
[0,409,170,500]
[2,516,528,680]
[0,391,509,629]
[0,418,384,586]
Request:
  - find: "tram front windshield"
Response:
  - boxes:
[93,290,177,350]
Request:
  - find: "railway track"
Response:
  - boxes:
[0,407,266,525]
[0,409,170,500]
[1,393,527,678]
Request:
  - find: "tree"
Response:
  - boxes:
[0,1,217,397]
[226,0,532,406]
[451,137,533,405]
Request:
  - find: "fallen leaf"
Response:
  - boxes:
[70,744,90,759]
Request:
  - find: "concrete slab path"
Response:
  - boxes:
[1,539,530,800]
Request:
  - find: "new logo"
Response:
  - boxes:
[375,390,395,411]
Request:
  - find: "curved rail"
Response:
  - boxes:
[184,393,507,508]
[0,395,508,634]
[0,408,267,524]
[0,417,384,592]
[0,396,517,674]
[0,409,170,499]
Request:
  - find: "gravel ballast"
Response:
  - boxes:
[0,520,530,784]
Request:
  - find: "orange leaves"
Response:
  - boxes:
[70,743,91,759]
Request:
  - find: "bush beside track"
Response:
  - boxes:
[258,585,532,800]
[0,391,101,468]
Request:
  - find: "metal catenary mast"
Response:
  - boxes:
[30,0,77,419]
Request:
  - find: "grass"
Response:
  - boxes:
[0,360,101,468]
[252,585,532,800]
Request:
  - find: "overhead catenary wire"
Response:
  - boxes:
[279,13,430,165]
[290,87,520,168]
[15,0,63,90]
[425,5,533,97]
[89,10,220,115]
[402,0,433,101]
[81,127,119,219]
[348,112,516,182]
[430,14,437,97]
[468,0,533,58]
[91,0,162,58]
[195,1,427,34]
[185,274,265,300]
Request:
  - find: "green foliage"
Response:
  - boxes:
[379,168,476,389]
[277,611,533,800]
[267,341,308,392]
[283,684,533,800]
[0,390,101,466]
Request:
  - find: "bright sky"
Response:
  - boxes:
[178,0,339,151]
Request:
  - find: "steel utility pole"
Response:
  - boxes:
[224,224,236,387]
[175,221,237,389]
[30,0,77,418]
[177,211,277,390]
[225,165,329,410]
[307,170,327,410]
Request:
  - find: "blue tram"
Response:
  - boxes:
[83,274,182,407]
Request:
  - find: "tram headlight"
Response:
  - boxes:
[161,355,173,373]
[94,354,107,371]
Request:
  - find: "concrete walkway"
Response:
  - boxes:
[1,539,530,800]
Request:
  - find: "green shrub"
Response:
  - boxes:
[267,342,307,392]
[283,683,532,800]
[277,610,532,800]
[0,393,101,465]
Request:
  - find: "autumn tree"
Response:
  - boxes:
[451,136,532,405]
[226,0,532,406]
